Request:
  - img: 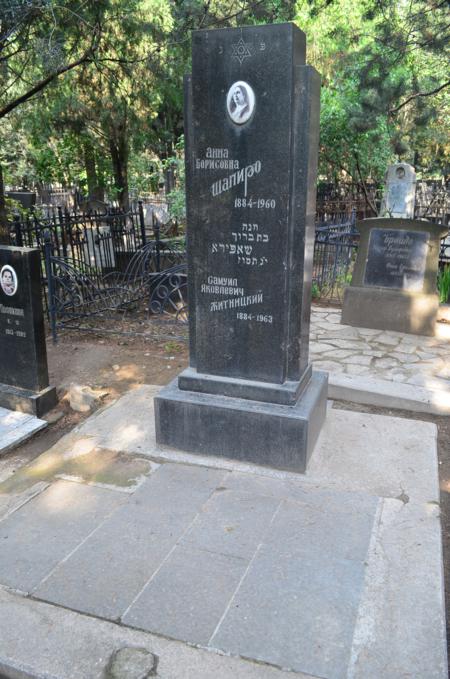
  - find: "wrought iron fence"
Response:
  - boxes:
[7,191,450,336]
[9,202,180,277]
[44,234,186,342]
[312,211,359,302]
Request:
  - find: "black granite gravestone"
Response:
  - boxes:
[341,218,447,336]
[155,23,327,472]
[364,228,429,290]
[0,246,56,416]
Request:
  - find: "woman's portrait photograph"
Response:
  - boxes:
[226,81,255,124]
[0,265,18,297]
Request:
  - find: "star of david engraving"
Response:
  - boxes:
[231,38,252,64]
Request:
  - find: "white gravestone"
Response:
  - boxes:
[379,163,416,219]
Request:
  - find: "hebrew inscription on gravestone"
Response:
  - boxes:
[155,23,327,472]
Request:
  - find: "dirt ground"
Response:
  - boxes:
[3,326,450,659]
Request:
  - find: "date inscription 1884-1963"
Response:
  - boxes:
[155,23,328,473]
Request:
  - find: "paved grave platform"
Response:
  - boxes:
[310,306,450,414]
[0,385,446,679]
[0,406,47,455]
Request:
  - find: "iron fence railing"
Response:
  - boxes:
[6,195,450,327]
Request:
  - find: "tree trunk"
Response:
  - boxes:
[83,143,104,202]
[0,160,9,244]
[109,124,129,211]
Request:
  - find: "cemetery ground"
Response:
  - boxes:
[0,314,448,677]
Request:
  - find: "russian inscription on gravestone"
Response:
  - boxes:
[0,246,56,416]
[341,216,446,336]
[155,23,327,472]
[379,163,416,219]
[364,228,429,291]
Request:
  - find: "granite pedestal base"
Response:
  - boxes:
[155,371,328,473]
[342,286,439,336]
[0,382,57,418]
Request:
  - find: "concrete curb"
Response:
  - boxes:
[328,372,450,415]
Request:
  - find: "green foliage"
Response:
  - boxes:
[1,0,448,209]
[295,0,449,184]
[438,267,450,304]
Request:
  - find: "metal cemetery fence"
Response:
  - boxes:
[312,211,359,302]
[44,235,186,342]
[9,202,180,281]
[12,204,148,282]
[6,196,450,338]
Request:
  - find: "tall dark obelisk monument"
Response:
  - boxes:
[155,23,327,471]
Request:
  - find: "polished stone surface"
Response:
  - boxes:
[0,246,56,414]
[184,24,318,385]
[364,228,429,290]
[156,370,327,472]
[157,24,326,468]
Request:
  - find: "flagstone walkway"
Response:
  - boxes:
[310,306,450,392]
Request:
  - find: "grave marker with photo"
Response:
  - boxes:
[155,23,327,472]
[0,246,57,416]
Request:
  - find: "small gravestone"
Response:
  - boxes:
[341,218,447,335]
[0,246,57,416]
[154,23,327,472]
[379,163,416,219]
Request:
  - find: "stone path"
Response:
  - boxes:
[0,406,46,455]
[0,386,446,679]
[310,306,450,406]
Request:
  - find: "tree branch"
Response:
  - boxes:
[389,80,450,114]
[0,46,95,119]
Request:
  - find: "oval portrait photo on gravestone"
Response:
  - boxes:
[226,81,255,125]
[0,264,18,297]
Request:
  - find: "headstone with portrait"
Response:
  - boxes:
[341,217,447,335]
[379,163,416,219]
[154,23,327,472]
[0,245,57,416]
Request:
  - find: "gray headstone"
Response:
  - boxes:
[155,23,327,472]
[379,163,416,219]
[341,217,447,336]
[0,246,56,416]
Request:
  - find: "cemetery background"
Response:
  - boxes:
[0,1,449,675]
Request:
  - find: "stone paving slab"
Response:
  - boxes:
[34,464,225,620]
[211,551,366,679]
[0,480,126,592]
[0,387,446,678]
[123,545,247,645]
[0,406,47,455]
[71,386,440,504]
[347,498,447,679]
[0,588,314,679]
[310,306,450,413]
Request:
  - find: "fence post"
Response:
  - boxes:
[153,213,161,272]
[13,213,23,246]
[57,206,68,258]
[44,231,58,344]
[138,201,146,246]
